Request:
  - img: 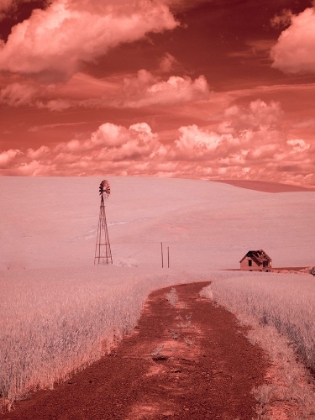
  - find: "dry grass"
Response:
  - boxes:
[200,281,315,419]
[0,268,203,412]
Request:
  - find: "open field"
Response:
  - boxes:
[208,273,315,369]
[1,176,315,412]
[0,282,270,420]
[1,176,315,270]
[0,266,208,408]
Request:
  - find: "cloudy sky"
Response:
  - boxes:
[0,0,314,186]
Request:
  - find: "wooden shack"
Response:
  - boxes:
[240,249,272,272]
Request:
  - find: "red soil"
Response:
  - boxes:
[0,282,269,420]
[215,179,314,193]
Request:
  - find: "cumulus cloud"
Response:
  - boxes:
[0,149,22,168]
[116,71,209,108]
[9,122,165,175]
[271,7,315,74]
[1,100,314,187]
[52,122,164,161]
[0,0,178,80]
[174,125,236,159]
[171,101,284,164]
[168,100,312,184]
[223,99,283,131]
[26,145,50,159]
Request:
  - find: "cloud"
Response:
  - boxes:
[0,0,12,11]
[116,71,209,108]
[62,71,210,109]
[0,0,50,21]
[0,69,209,110]
[26,145,50,159]
[228,39,275,60]
[0,0,43,11]
[270,9,293,29]
[0,121,166,175]
[36,99,72,111]
[74,70,209,109]
[271,7,315,74]
[0,0,178,80]
[287,139,311,154]
[223,99,283,131]
[1,100,314,187]
[159,53,178,73]
[171,103,284,164]
[167,100,313,184]
[0,82,38,106]
[0,149,22,168]
[174,125,236,159]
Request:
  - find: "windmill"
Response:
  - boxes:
[94,180,113,265]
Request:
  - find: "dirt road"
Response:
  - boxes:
[1,281,268,419]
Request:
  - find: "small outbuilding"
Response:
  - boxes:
[240,249,272,272]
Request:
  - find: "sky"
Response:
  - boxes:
[0,0,315,187]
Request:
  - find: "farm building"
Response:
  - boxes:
[240,249,272,272]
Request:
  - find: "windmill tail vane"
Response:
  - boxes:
[94,180,113,265]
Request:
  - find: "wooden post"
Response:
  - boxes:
[167,246,170,268]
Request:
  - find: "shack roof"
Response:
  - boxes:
[239,249,272,264]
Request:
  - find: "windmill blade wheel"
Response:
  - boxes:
[99,180,111,198]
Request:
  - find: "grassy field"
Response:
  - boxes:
[0,267,207,410]
[1,176,315,412]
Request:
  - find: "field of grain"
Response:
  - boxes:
[1,176,315,410]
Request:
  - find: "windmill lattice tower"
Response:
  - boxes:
[94,180,113,265]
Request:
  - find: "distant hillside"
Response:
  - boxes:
[1,176,314,270]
